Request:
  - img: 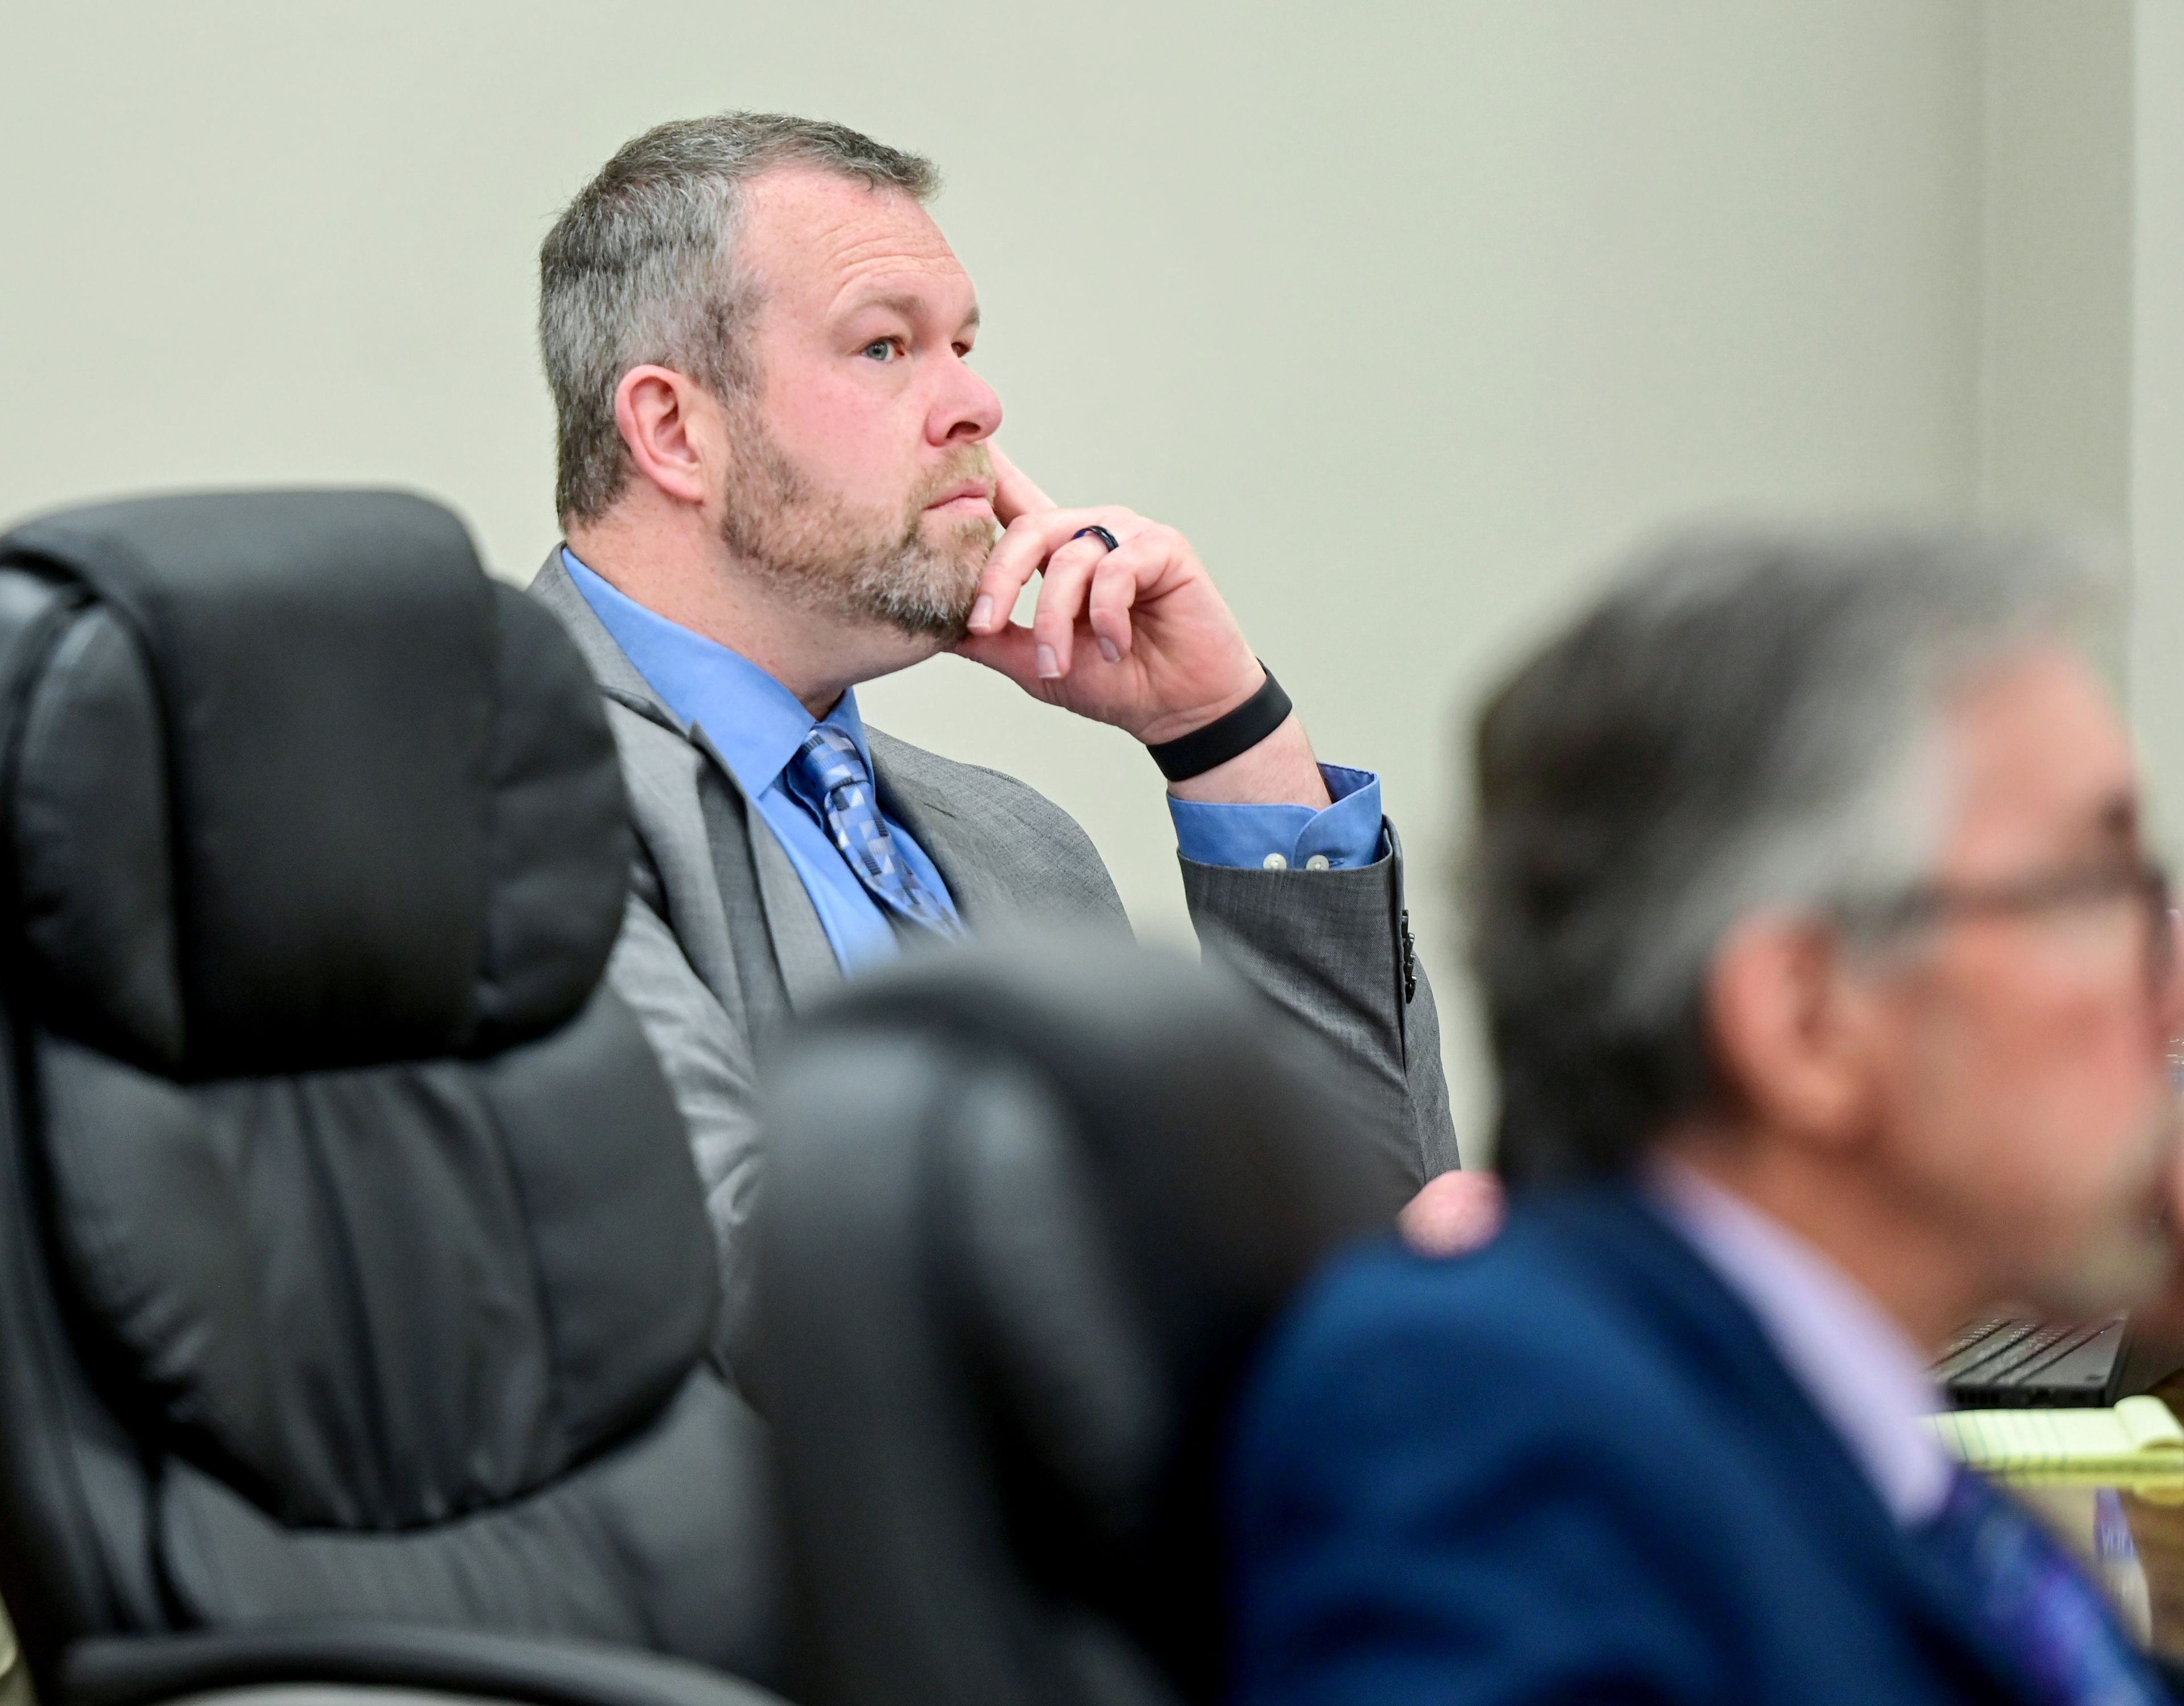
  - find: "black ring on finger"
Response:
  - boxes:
[1072,524,1121,553]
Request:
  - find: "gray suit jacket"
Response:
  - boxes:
[530,551,1455,1357]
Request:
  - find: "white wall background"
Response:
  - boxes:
[2132,0,2184,823]
[0,2,2149,1159]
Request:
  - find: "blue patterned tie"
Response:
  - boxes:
[784,726,960,938]
[1916,1465,2166,1705]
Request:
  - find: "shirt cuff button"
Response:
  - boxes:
[1304,853,1331,871]
[1261,852,1289,871]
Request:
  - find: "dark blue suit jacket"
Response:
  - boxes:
[1228,1184,2144,1705]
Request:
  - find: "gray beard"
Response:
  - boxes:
[717,417,992,641]
[2022,1097,2184,1319]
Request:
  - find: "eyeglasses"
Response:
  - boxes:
[1838,856,2177,991]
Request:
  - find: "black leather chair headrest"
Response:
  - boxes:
[759,938,1409,1705]
[0,490,629,1078]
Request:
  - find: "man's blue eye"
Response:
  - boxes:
[863,340,896,361]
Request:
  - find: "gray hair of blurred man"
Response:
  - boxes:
[1469,526,2104,1187]
[538,111,939,525]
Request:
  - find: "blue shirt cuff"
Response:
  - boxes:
[1168,765,1386,871]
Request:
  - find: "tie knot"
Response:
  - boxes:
[791,725,871,804]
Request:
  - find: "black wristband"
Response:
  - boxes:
[1147,666,1293,782]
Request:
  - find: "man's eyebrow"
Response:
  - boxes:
[855,291,979,331]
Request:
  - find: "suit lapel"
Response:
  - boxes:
[1561,1189,2046,1705]
[532,546,841,1017]
[867,730,1012,931]
[685,721,841,1014]
[750,822,844,1011]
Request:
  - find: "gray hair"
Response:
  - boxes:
[539,113,940,523]
[1467,525,2102,1186]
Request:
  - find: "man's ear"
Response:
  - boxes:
[1706,916,1877,1153]
[613,365,717,507]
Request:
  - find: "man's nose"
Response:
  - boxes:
[928,357,1002,446]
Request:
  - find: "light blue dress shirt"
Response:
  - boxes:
[1168,764,1384,872]
[565,549,1384,970]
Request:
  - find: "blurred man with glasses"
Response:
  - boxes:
[1233,528,2184,1705]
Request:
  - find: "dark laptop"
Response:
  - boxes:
[1933,1314,2183,1408]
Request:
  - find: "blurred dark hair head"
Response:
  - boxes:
[1467,524,2102,1186]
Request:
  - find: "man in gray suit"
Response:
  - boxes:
[526,112,1465,1360]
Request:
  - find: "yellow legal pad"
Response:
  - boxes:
[1925,1396,2184,1483]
